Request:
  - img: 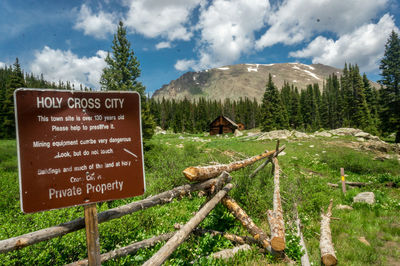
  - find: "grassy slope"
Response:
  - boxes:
[0,133,399,265]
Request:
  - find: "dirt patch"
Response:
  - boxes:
[383,241,400,266]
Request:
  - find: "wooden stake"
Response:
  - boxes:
[84,203,101,266]
[143,183,234,266]
[340,168,346,194]
[320,199,337,266]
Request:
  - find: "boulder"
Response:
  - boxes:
[329,128,363,136]
[315,131,332,137]
[155,126,166,135]
[257,130,292,140]
[353,192,375,204]
[234,129,243,137]
[293,131,310,138]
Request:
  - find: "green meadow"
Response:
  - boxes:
[0,132,399,265]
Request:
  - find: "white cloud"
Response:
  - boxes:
[155,41,172,50]
[30,46,108,89]
[0,62,6,68]
[123,0,201,41]
[74,4,117,39]
[176,0,270,71]
[175,59,196,71]
[290,14,399,73]
[256,0,388,49]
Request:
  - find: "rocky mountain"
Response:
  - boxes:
[152,63,378,102]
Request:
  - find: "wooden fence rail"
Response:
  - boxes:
[0,173,230,253]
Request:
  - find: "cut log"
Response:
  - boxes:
[294,204,310,266]
[0,173,230,254]
[209,244,251,260]
[221,196,272,253]
[267,157,285,252]
[66,232,175,265]
[248,145,286,178]
[143,183,234,266]
[184,227,259,246]
[183,149,279,181]
[320,199,337,266]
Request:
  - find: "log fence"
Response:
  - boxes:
[0,141,337,265]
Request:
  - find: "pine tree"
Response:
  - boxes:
[100,21,155,141]
[2,58,25,138]
[261,74,288,131]
[379,30,400,142]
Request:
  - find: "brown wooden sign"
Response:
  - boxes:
[14,89,145,213]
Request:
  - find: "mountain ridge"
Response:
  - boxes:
[152,63,379,102]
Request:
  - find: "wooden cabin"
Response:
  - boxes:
[209,115,238,135]
[237,123,245,131]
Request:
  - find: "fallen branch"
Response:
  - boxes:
[294,204,310,266]
[267,157,285,252]
[327,181,370,189]
[320,199,337,266]
[0,173,230,254]
[66,232,175,265]
[248,145,286,178]
[183,149,279,181]
[209,244,251,260]
[222,196,272,253]
[143,183,234,266]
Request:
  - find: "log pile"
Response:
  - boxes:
[320,199,337,266]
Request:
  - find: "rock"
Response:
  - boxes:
[292,131,309,138]
[176,144,184,148]
[362,141,390,153]
[204,132,210,137]
[356,137,365,142]
[354,132,370,138]
[358,237,370,246]
[329,128,363,136]
[257,130,292,140]
[336,204,353,210]
[309,145,314,148]
[155,126,166,135]
[178,136,185,139]
[278,151,286,156]
[353,192,375,204]
[315,131,332,137]
[234,129,243,137]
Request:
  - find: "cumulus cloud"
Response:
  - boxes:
[74,4,117,39]
[155,41,172,50]
[290,14,398,72]
[123,0,201,41]
[175,59,196,71]
[0,62,6,68]
[30,46,108,89]
[175,0,270,71]
[256,0,388,49]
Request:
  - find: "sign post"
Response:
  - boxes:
[14,89,146,264]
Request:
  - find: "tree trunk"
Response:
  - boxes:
[143,183,233,266]
[222,196,272,253]
[320,199,337,266]
[183,150,278,181]
[249,145,286,178]
[267,157,285,252]
[0,173,230,254]
[294,204,310,266]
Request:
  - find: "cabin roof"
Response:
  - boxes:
[209,115,238,128]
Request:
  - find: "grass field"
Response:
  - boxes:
[0,132,399,265]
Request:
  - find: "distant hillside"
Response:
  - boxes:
[152,63,379,102]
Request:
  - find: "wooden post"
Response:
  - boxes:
[340,168,346,194]
[84,203,101,266]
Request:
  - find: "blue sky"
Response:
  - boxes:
[1,0,399,95]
